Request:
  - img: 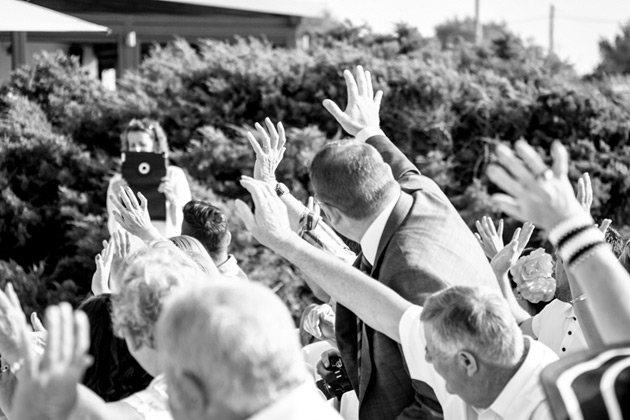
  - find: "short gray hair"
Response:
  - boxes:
[421,286,524,367]
[111,246,209,349]
[157,282,307,417]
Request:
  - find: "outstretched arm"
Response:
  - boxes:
[235,177,411,343]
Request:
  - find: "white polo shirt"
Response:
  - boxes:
[531,299,588,357]
[399,305,558,420]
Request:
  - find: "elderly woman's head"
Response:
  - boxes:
[121,118,169,156]
[111,245,208,353]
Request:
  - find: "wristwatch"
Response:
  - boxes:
[275,183,289,197]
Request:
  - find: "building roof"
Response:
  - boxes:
[0,0,109,32]
[156,0,324,18]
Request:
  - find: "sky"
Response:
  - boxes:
[322,0,630,74]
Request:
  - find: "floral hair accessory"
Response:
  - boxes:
[509,248,556,303]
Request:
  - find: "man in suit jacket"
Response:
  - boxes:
[310,66,498,420]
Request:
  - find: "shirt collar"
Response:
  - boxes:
[486,337,550,418]
[359,190,400,266]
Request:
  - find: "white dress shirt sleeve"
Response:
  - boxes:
[398,305,449,405]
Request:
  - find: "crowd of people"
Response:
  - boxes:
[0,65,629,420]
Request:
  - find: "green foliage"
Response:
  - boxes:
[2,19,630,319]
[597,20,630,75]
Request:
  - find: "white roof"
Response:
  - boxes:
[0,0,109,32]
[157,0,324,18]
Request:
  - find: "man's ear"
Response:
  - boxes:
[458,351,479,376]
[169,370,210,417]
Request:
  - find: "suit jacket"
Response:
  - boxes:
[335,134,498,420]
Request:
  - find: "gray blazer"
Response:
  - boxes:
[335,134,498,420]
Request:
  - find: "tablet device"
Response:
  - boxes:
[121,152,167,220]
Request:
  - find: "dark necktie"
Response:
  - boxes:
[357,254,372,385]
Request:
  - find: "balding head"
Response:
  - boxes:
[157,282,307,420]
[310,140,398,220]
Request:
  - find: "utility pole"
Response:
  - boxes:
[549,3,555,55]
[474,0,482,45]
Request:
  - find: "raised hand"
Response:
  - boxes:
[489,222,534,272]
[0,283,30,365]
[10,303,92,420]
[323,65,383,137]
[487,140,586,230]
[577,172,593,212]
[247,118,287,183]
[111,186,161,242]
[475,217,505,259]
[234,176,295,250]
[91,239,114,296]
[109,230,132,292]
[491,239,521,277]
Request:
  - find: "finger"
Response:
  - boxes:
[584,172,592,206]
[277,122,287,150]
[307,196,314,212]
[137,192,148,210]
[474,232,483,245]
[264,118,279,151]
[599,218,612,234]
[490,194,525,221]
[234,199,256,233]
[109,194,127,215]
[43,305,60,369]
[511,227,522,242]
[322,99,349,124]
[355,65,367,96]
[278,147,286,164]
[487,164,527,197]
[31,312,46,332]
[73,310,91,365]
[343,69,359,104]
[255,122,271,152]
[118,189,134,211]
[374,90,383,109]
[517,222,535,252]
[484,216,498,237]
[123,231,131,256]
[514,140,548,175]
[59,302,74,362]
[247,131,264,156]
[495,143,538,185]
[124,187,140,208]
[497,219,504,240]
[365,70,374,99]
[577,177,585,204]
[102,240,108,249]
[112,210,125,227]
[241,177,277,217]
[313,201,321,217]
[551,141,569,178]
[6,283,23,312]
[17,318,36,376]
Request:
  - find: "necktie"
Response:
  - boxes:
[357,254,372,386]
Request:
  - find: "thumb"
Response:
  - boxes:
[235,199,256,233]
[31,312,46,332]
[322,99,348,123]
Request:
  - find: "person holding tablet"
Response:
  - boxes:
[106,118,191,238]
